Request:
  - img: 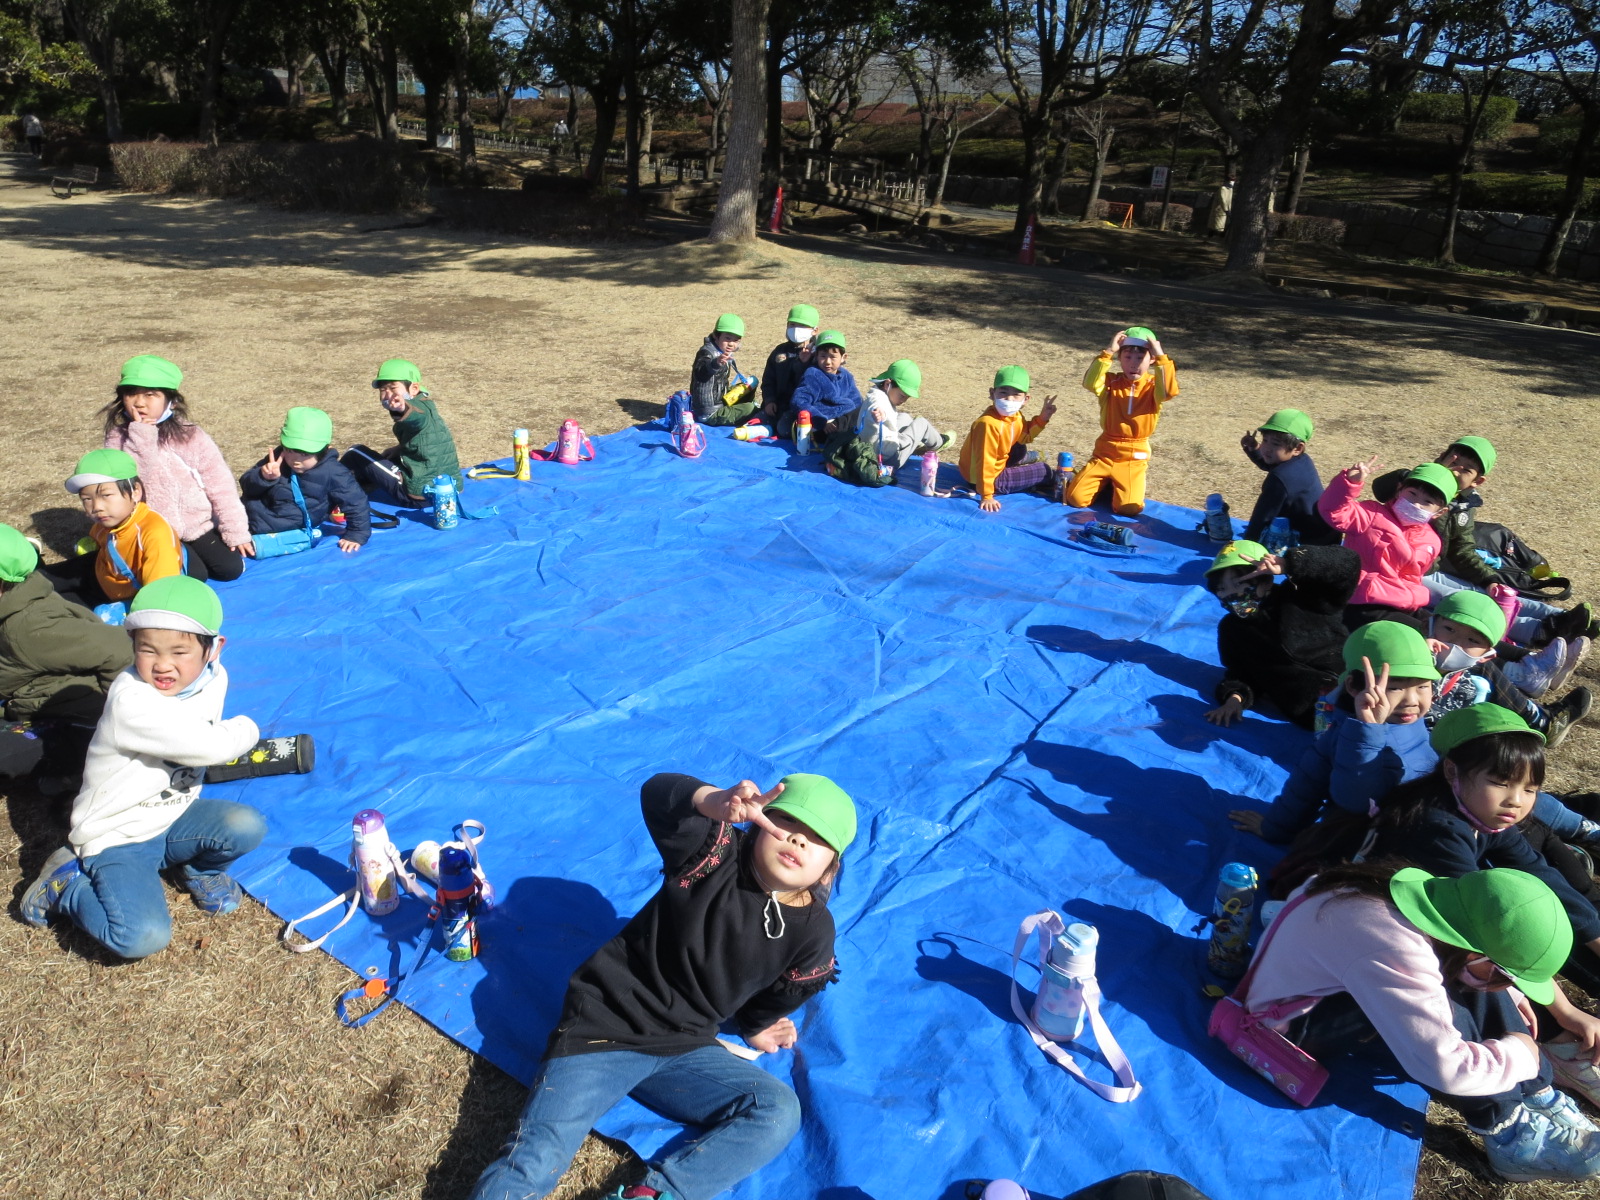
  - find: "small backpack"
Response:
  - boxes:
[1473,521,1571,601]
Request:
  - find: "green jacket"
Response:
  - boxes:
[393,395,463,498]
[0,571,133,721]
[1372,468,1497,589]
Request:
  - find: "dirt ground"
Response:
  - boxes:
[2,149,1599,1200]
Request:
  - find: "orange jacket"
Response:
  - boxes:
[93,502,183,602]
[957,406,1049,499]
[1082,353,1179,455]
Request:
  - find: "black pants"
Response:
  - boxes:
[1295,987,1549,1130]
[39,554,110,610]
[27,135,43,156]
[183,529,245,583]
[0,719,94,780]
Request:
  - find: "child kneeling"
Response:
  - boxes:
[20,576,265,959]
[468,772,856,1200]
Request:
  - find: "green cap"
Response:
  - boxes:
[280,406,333,454]
[125,574,224,637]
[1390,867,1571,1005]
[992,365,1030,392]
[713,313,746,337]
[1430,706,1544,761]
[0,524,40,583]
[373,358,422,387]
[815,329,847,351]
[874,359,922,399]
[118,354,183,391]
[1259,408,1314,443]
[1120,326,1157,348]
[1433,589,1507,646]
[1341,620,1441,683]
[1447,436,1496,476]
[1403,462,1459,505]
[767,773,858,855]
[786,304,820,328]
[65,448,139,494]
[1206,539,1270,576]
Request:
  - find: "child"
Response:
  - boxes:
[344,358,464,507]
[240,407,370,554]
[1238,409,1338,546]
[19,576,265,960]
[762,304,818,433]
[466,772,856,1200]
[1240,861,1600,1183]
[957,366,1057,513]
[100,354,252,583]
[0,524,133,784]
[1064,326,1179,516]
[855,360,954,470]
[1230,620,1439,847]
[1203,539,1359,730]
[40,449,184,613]
[690,313,762,426]
[788,330,862,446]
[1318,458,1457,629]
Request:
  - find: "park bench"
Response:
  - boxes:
[51,164,98,198]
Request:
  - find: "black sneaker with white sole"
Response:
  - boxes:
[1547,687,1594,749]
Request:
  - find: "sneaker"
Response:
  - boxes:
[1544,603,1595,647]
[939,430,956,452]
[1548,1044,1600,1109]
[1547,687,1594,750]
[184,869,243,915]
[1506,639,1566,698]
[1530,1084,1600,1131]
[19,846,79,927]
[1483,1095,1600,1181]
[1561,635,1594,685]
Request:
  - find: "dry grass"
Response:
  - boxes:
[0,149,1598,1200]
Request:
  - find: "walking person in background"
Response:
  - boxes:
[23,113,45,157]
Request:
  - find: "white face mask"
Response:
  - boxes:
[1391,497,1438,526]
[1434,643,1486,674]
[993,395,1026,417]
[787,325,815,346]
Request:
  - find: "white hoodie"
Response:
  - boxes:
[69,664,260,859]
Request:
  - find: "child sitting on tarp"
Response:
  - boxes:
[788,330,862,448]
[19,576,265,960]
[762,303,818,434]
[1064,326,1178,516]
[40,449,184,613]
[343,358,463,507]
[466,772,856,1200]
[690,313,762,426]
[958,366,1056,513]
[0,523,133,788]
[241,407,370,554]
[1238,408,1338,547]
[854,360,953,470]
[1203,538,1358,730]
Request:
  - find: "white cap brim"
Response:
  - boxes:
[1120,338,1150,349]
[123,609,218,637]
[65,473,119,495]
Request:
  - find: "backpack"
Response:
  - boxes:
[1472,521,1571,601]
[661,390,693,431]
[824,435,896,488]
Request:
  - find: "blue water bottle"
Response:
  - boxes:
[437,845,480,962]
[1208,862,1259,979]
[1266,516,1291,555]
[1053,451,1074,503]
[429,474,459,530]
[1203,492,1232,543]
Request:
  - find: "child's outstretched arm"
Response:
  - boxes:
[1316,456,1383,533]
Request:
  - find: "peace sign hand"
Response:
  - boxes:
[1353,655,1394,724]
[1344,455,1382,486]
[696,779,787,838]
[260,446,283,482]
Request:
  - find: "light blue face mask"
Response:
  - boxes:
[156,403,175,423]
[173,659,218,700]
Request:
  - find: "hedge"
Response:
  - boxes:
[1268,213,1347,247]
[111,140,425,212]
[1434,172,1600,217]
[1402,93,1518,140]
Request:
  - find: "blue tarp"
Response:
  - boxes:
[221,425,1425,1200]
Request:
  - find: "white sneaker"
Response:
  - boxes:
[1548,1042,1600,1109]
[1506,639,1567,698]
[1555,637,1593,692]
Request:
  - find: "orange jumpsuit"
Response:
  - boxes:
[1064,352,1179,515]
[92,502,183,601]
[957,407,1050,501]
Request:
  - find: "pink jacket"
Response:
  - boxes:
[1247,890,1539,1097]
[106,421,250,546]
[1316,472,1440,610]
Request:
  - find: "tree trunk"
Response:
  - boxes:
[285,49,308,108]
[763,36,785,174]
[1437,77,1498,264]
[99,75,123,142]
[452,4,476,164]
[423,82,445,145]
[1012,112,1049,235]
[707,0,768,243]
[1222,131,1289,275]
[1043,118,1071,216]
[585,82,621,183]
[314,44,350,129]
[1538,105,1600,277]
[1285,143,1310,214]
[933,126,959,207]
[196,0,240,146]
[566,86,579,137]
[641,106,654,154]
[1081,128,1113,219]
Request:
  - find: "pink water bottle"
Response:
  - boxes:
[352,809,400,916]
[556,419,593,465]
[673,410,707,458]
[920,449,939,496]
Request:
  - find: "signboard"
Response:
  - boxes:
[1151,166,1169,188]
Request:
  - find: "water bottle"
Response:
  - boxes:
[1032,922,1098,1041]
[1208,862,1259,979]
[1053,451,1074,503]
[1203,492,1232,543]
[512,428,531,480]
[794,410,813,455]
[1266,516,1292,556]
[1086,521,1133,546]
[980,1183,1030,1200]
[920,449,939,497]
[1313,683,1339,735]
[437,845,481,962]
[672,410,706,458]
[352,809,400,916]
[556,419,591,465]
[733,424,773,441]
[93,601,128,625]
[429,474,459,530]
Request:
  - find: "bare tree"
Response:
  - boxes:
[1537,4,1600,275]
[707,0,766,242]
[1078,100,1116,218]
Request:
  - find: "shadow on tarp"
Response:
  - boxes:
[218,424,1424,1200]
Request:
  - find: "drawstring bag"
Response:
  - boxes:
[252,475,319,558]
[1009,910,1142,1102]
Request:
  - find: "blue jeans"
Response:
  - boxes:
[1424,572,1560,644]
[1535,792,1586,840]
[59,799,265,959]
[468,1045,802,1200]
